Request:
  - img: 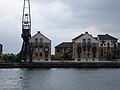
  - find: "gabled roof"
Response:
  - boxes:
[98,34,118,40]
[94,37,98,40]
[72,34,84,41]
[30,31,51,42]
[55,42,73,48]
[72,32,98,42]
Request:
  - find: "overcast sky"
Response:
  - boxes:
[0,0,120,54]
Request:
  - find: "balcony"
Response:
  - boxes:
[39,43,44,48]
[34,43,38,48]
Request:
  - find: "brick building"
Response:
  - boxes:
[55,32,100,61]
[72,32,99,61]
[98,34,118,60]
[55,32,119,61]
[29,31,51,62]
[55,42,73,60]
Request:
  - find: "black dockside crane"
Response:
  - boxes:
[20,0,32,63]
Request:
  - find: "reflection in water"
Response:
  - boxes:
[0,68,120,90]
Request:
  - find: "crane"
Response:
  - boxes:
[20,0,32,62]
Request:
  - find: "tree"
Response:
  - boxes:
[63,52,70,60]
[2,53,19,63]
[55,52,62,60]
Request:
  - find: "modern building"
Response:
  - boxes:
[97,34,118,60]
[72,32,99,61]
[29,31,51,62]
[0,44,3,59]
[55,42,73,60]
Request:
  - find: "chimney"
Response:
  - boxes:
[85,32,88,34]
[37,31,41,33]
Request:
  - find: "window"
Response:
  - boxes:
[78,53,81,58]
[107,43,110,47]
[40,53,42,57]
[40,38,43,43]
[104,44,106,46]
[40,48,42,52]
[35,38,38,43]
[88,46,91,52]
[45,53,48,58]
[35,48,38,52]
[77,47,82,54]
[92,47,97,53]
[102,40,104,44]
[87,39,91,45]
[44,47,49,52]
[111,44,113,46]
[64,48,66,51]
[101,44,103,46]
[107,47,110,51]
[83,46,86,52]
[93,53,96,58]
[36,53,38,57]
[35,38,38,47]
[83,39,86,44]
[111,40,113,43]
[39,38,43,48]
[88,53,90,57]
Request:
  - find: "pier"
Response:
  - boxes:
[0,61,120,68]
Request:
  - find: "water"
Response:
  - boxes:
[0,68,120,90]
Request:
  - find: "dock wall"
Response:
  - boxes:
[1,61,120,68]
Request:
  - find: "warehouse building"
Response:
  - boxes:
[29,31,51,62]
[72,32,99,61]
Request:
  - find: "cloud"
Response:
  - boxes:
[0,0,120,54]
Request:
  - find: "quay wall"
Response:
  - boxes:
[0,61,120,68]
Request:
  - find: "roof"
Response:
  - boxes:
[72,32,96,41]
[72,34,84,41]
[98,34,118,40]
[29,31,51,42]
[94,37,98,40]
[55,42,73,48]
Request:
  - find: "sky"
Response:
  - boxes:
[0,0,120,54]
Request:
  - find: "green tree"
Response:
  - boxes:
[2,53,19,63]
[55,52,62,60]
[63,52,70,60]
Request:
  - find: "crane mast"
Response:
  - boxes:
[20,0,32,62]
